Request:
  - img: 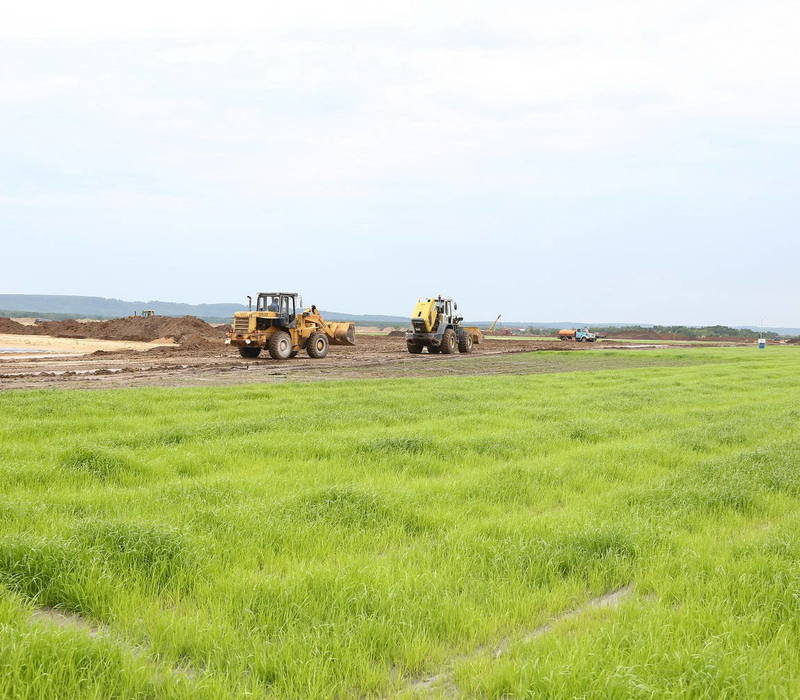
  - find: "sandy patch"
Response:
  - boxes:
[0,333,176,355]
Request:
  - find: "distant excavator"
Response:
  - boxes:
[486,314,513,336]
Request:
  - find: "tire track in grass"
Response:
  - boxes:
[403,585,634,697]
[31,606,106,638]
[30,607,201,684]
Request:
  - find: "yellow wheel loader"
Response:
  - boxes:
[405,297,483,354]
[226,292,355,360]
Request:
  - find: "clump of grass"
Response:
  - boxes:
[59,447,129,480]
[550,526,640,580]
[288,487,394,528]
[0,537,74,604]
[470,465,544,505]
[0,537,105,614]
[282,486,428,536]
[75,521,196,591]
[356,436,429,456]
[567,424,604,444]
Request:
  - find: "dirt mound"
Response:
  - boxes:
[4,315,225,343]
[386,330,406,337]
[177,334,222,350]
[0,318,34,334]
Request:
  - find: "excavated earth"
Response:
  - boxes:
[0,315,225,343]
[0,316,731,391]
[0,335,713,391]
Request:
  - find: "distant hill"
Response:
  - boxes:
[0,295,243,320]
[0,294,408,325]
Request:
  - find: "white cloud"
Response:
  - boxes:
[1,1,798,322]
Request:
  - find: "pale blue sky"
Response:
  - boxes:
[1,1,798,324]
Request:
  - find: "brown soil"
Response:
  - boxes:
[0,332,726,392]
[0,315,224,343]
[0,318,29,334]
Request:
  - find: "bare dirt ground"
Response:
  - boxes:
[0,332,720,391]
[0,333,177,355]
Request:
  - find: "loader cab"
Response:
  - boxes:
[255,292,300,329]
[436,298,462,325]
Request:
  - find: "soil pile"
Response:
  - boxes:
[386,330,406,337]
[8,315,225,342]
[177,334,222,350]
[0,318,32,334]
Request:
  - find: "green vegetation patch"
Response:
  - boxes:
[1,346,799,697]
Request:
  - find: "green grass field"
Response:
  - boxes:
[1,347,799,698]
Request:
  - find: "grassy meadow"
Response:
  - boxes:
[1,347,799,698]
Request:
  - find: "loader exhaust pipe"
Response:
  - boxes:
[327,321,356,346]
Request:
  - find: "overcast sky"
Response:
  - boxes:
[1,1,798,324]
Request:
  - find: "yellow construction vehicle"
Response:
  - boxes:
[226,292,355,359]
[141,309,155,318]
[406,296,482,354]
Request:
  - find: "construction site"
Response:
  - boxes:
[0,305,758,391]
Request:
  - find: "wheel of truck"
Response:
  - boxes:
[440,328,457,354]
[268,331,293,360]
[428,346,441,353]
[306,332,329,359]
[238,347,261,358]
[458,334,473,353]
[407,342,423,354]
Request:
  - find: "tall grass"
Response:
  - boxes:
[0,347,798,697]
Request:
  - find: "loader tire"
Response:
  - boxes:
[268,331,293,360]
[458,334,473,353]
[307,332,329,359]
[238,347,261,358]
[440,328,457,354]
[407,342,424,354]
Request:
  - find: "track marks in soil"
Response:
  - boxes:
[404,585,634,697]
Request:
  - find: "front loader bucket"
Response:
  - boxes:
[328,322,356,346]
